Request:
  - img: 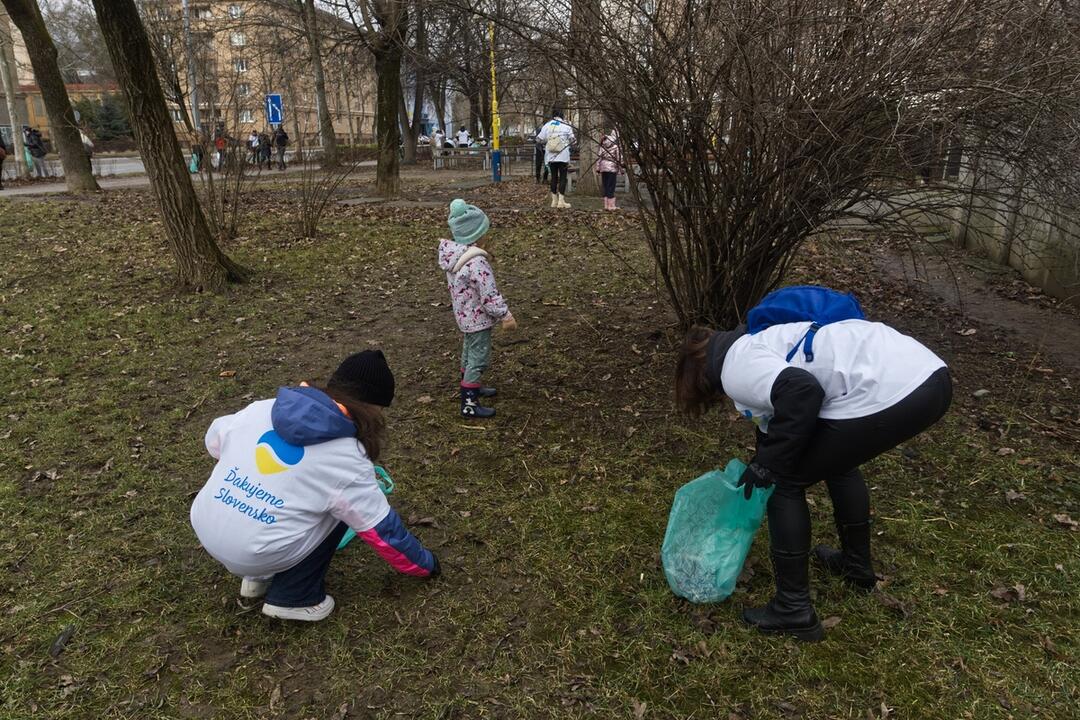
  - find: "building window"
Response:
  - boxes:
[230,32,246,47]
[193,6,212,19]
[228,4,243,18]
[237,83,250,96]
[169,108,182,122]
[234,58,248,73]
[239,110,254,123]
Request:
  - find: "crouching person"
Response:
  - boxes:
[675,318,951,641]
[191,350,439,621]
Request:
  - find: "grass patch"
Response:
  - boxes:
[0,180,1076,718]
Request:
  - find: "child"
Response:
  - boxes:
[190,350,440,622]
[675,315,950,641]
[437,199,516,418]
[596,127,623,210]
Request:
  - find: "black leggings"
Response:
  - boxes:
[767,367,953,554]
[601,171,617,198]
[549,161,568,194]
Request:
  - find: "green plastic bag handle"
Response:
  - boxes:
[337,465,393,551]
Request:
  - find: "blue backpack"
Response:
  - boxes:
[746,285,865,362]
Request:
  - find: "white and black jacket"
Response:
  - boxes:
[706,320,946,478]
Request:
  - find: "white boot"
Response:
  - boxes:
[550,193,558,207]
[558,193,571,208]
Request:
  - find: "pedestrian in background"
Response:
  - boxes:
[536,107,575,208]
[596,125,623,211]
[273,127,289,170]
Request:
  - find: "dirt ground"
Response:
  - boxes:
[0,170,1076,719]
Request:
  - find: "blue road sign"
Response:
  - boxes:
[265,94,283,125]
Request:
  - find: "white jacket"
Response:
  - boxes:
[537,118,575,164]
[720,320,947,428]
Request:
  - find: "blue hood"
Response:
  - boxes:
[271,386,356,446]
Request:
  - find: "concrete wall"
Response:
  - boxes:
[947,160,1080,306]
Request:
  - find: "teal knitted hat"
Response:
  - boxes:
[447,198,490,245]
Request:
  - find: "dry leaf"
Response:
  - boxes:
[1052,513,1078,530]
[821,615,842,630]
[957,328,977,336]
[1004,490,1025,501]
[632,699,647,719]
[990,584,1025,603]
[876,592,910,618]
[218,370,236,378]
[996,447,1015,456]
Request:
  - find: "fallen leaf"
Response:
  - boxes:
[1004,490,1025,502]
[218,370,236,378]
[990,584,1025,603]
[1052,513,1078,530]
[49,625,75,658]
[407,514,437,527]
[932,587,948,596]
[632,699,647,719]
[972,389,990,398]
[996,447,1015,456]
[957,328,977,336]
[269,684,282,711]
[821,615,842,630]
[416,395,434,404]
[876,592,911,618]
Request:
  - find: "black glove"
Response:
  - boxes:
[428,554,442,579]
[736,462,775,500]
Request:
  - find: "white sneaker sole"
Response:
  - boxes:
[261,595,335,622]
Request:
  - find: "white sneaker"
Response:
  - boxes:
[558,194,572,208]
[550,193,558,207]
[261,595,335,622]
[240,577,271,598]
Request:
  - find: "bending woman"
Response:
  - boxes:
[676,317,952,641]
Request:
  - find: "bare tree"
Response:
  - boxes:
[2,0,98,191]
[300,0,339,165]
[91,0,248,291]
[325,0,409,196]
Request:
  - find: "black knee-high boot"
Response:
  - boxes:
[743,486,824,641]
[743,549,824,641]
[813,521,877,590]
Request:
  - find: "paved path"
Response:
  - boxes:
[0,159,376,198]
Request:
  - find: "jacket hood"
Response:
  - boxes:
[271,386,356,446]
[438,238,469,272]
[706,324,748,395]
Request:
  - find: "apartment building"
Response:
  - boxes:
[136,1,375,144]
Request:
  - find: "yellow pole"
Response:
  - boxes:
[489,20,501,180]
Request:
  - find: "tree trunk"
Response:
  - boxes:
[0,11,29,178]
[91,0,247,291]
[430,79,446,134]
[2,0,98,191]
[303,0,338,167]
[374,46,402,197]
[398,87,416,165]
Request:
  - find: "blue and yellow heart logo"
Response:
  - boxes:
[255,430,304,474]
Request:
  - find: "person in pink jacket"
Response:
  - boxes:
[437,199,517,418]
[596,127,623,210]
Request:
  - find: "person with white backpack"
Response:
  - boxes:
[674,286,952,641]
[536,107,575,208]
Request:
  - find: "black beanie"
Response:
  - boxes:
[328,350,395,407]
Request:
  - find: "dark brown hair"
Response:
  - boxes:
[675,325,720,417]
[323,384,387,462]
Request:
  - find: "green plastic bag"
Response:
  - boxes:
[661,458,773,603]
